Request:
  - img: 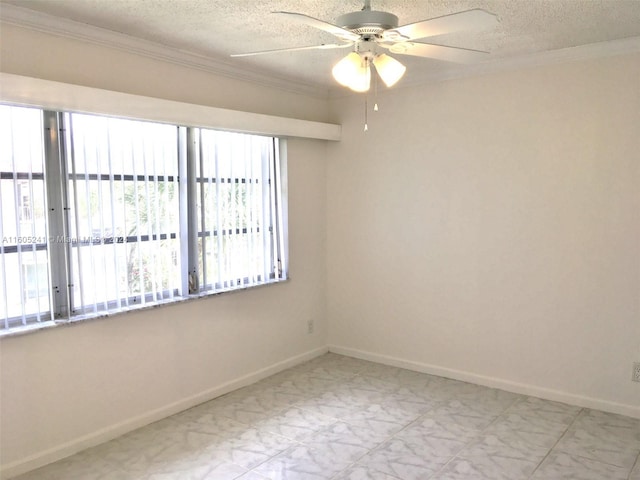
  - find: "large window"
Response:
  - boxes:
[0,105,287,333]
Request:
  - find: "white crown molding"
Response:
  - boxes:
[0,3,330,99]
[330,35,640,97]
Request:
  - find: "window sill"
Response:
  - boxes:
[0,277,289,340]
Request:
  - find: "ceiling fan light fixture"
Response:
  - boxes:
[234,5,498,96]
[332,52,371,92]
[372,53,406,87]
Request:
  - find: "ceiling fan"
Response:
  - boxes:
[231,0,498,92]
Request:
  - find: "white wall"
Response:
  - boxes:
[0,24,329,476]
[327,53,640,417]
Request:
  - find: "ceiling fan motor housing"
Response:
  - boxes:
[336,10,399,36]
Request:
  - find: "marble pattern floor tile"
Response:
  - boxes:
[552,408,640,470]
[12,353,640,480]
[482,421,564,450]
[376,393,435,416]
[578,408,640,431]
[356,437,449,480]
[201,428,298,469]
[553,423,640,469]
[253,407,337,442]
[487,411,574,438]
[326,384,389,405]
[253,445,350,480]
[385,432,467,460]
[529,451,630,480]
[294,392,366,419]
[331,464,403,480]
[431,455,540,480]
[401,410,490,444]
[457,431,551,464]
[301,421,389,452]
[235,471,270,480]
[150,461,247,480]
[506,396,582,421]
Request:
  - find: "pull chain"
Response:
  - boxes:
[374,70,379,112]
[364,96,368,132]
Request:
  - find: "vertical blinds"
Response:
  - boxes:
[0,105,52,328]
[65,113,181,315]
[197,129,282,291]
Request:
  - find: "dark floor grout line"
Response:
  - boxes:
[423,393,526,479]
[525,407,584,479]
[326,443,402,480]
[324,386,441,479]
[562,449,640,472]
[628,450,640,480]
[544,408,640,473]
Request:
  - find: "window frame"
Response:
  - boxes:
[0,105,288,335]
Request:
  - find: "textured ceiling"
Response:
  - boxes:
[3,0,640,90]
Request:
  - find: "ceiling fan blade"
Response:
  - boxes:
[231,43,352,57]
[386,42,490,63]
[383,9,498,42]
[273,11,361,41]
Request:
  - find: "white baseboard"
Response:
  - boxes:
[328,345,640,420]
[0,346,328,480]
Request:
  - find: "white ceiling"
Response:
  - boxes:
[2,0,640,92]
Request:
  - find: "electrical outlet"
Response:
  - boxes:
[307,318,314,334]
[633,363,640,383]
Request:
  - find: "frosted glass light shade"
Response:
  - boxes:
[372,54,406,88]
[332,52,371,92]
[332,52,361,87]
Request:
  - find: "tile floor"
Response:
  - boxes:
[14,353,640,480]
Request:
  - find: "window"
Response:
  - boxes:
[65,113,181,314]
[0,105,52,328]
[196,129,284,291]
[0,105,287,333]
